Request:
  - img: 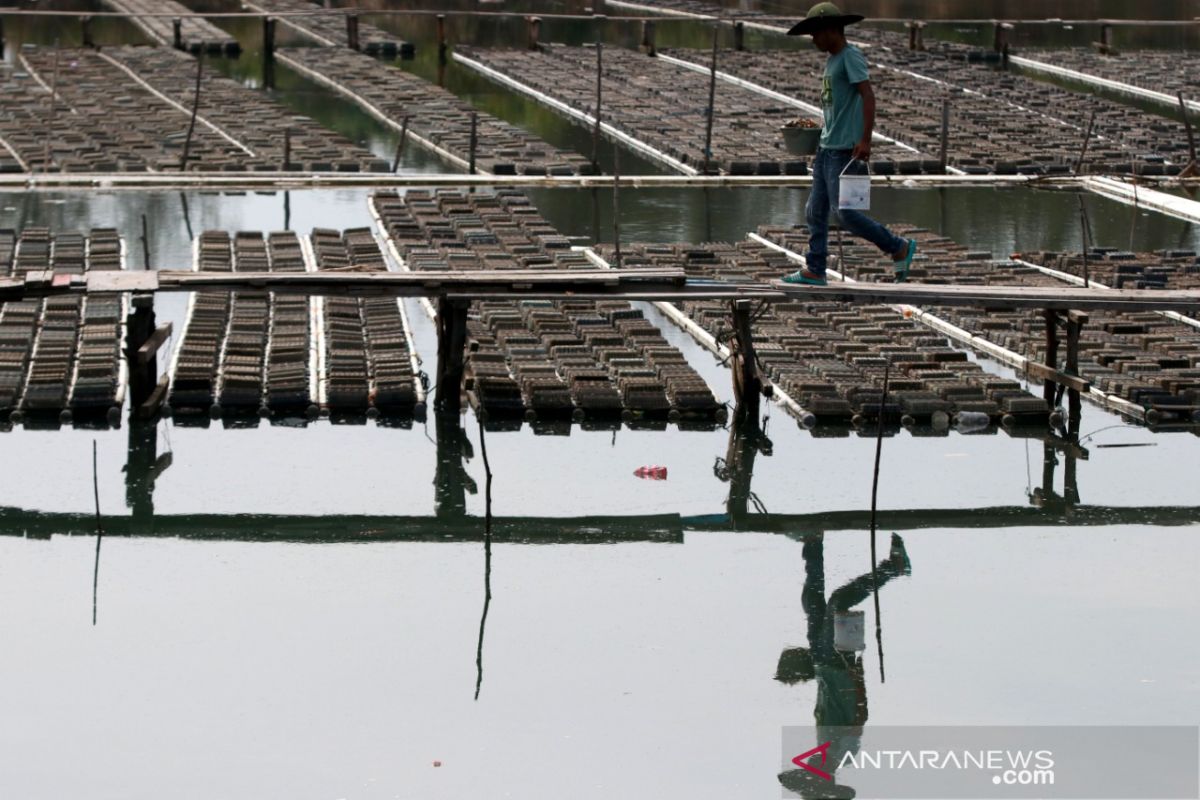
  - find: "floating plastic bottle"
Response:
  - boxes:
[634,465,668,480]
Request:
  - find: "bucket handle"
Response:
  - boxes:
[839,158,872,177]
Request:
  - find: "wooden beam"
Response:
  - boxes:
[435,297,469,412]
[1043,309,1060,407]
[730,299,760,420]
[136,322,173,365]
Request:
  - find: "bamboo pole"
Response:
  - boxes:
[592,43,603,173]
[392,116,410,173]
[41,42,62,175]
[179,54,204,172]
[703,25,719,176]
[611,147,622,268]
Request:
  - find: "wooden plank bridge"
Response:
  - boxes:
[2,266,1198,425]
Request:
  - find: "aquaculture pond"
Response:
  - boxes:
[1,1,1199,798]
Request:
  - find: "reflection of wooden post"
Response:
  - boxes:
[723,415,769,525]
[283,128,291,170]
[733,21,745,51]
[347,14,360,51]
[437,14,448,64]
[731,300,761,420]
[640,20,656,56]
[1043,309,1059,408]
[435,297,469,413]
[527,16,541,50]
[0,17,6,59]
[173,18,183,49]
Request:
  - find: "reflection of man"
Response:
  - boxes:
[777,532,911,798]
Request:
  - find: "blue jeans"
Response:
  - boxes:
[804,147,905,276]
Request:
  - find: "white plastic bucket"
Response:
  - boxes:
[838,159,871,210]
[833,610,866,652]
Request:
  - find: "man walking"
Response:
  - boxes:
[782,2,917,286]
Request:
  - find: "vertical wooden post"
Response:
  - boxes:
[733,21,745,51]
[731,300,761,420]
[939,97,950,172]
[81,15,94,48]
[527,16,541,50]
[591,43,603,172]
[173,18,183,50]
[1074,108,1097,175]
[141,214,151,269]
[1177,92,1197,176]
[436,14,448,64]
[703,25,719,176]
[392,116,410,172]
[262,16,275,90]
[0,16,6,59]
[1043,309,1059,408]
[993,20,1009,52]
[593,0,606,15]
[1099,23,1111,54]
[611,146,622,268]
[1065,312,1084,429]
[126,295,157,410]
[179,53,203,171]
[915,21,924,50]
[435,297,469,413]
[346,13,360,51]
[263,16,275,58]
[468,112,478,175]
[908,20,918,50]
[283,128,291,170]
[640,20,656,56]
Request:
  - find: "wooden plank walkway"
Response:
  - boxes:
[3,268,1199,313]
[769,280,1200,314]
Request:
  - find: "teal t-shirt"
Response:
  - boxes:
[820,44,870,151]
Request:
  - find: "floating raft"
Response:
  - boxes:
[371,189,724,426]
[600,239,1053,430]
[167,229,422,424]
[99,0,240,55]
[454,45,917,176]
[756,226,1200,426]
[6,47,387,174]
[659,43,1192,175]
[243,0,413,57]
[0,228,126,428]
[276,47,593,176]
[1011,49,1200,116]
